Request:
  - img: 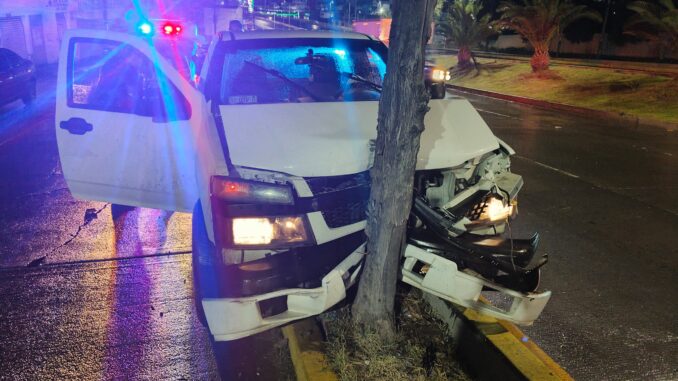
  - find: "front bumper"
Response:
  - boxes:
[203,247,365,341]
[401,244,551,325]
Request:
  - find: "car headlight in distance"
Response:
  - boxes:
[211,176,294,205]
[431,69,447,81]
[232,216,310,246]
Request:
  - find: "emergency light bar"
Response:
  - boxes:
[136,20,183,37]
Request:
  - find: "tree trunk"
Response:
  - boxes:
[457,46,473,68]
[530,41,550,72]
[352,0,437,337]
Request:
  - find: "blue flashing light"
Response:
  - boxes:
[139,22,153,35]
[333,49,346,58]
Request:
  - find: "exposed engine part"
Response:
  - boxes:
[409,196,547,293]
[424,171,455,209]
[407,151,549,320]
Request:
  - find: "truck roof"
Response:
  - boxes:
[222,30,374,41]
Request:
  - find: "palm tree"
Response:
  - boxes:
[624,0,678,60]
[437,0,495,68]
[495,0,601,72]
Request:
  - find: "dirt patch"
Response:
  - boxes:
[322,287,470,381]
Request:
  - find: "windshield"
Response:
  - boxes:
[215,38,387,105]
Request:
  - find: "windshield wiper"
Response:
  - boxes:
[342,72,383,93]
[243,60,321,102]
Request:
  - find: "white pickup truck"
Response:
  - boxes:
[55,29,551,341]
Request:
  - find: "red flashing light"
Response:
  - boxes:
[161,22,183,36]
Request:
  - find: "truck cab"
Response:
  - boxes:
[55,29,550,341]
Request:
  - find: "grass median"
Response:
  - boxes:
[434,55,678,126]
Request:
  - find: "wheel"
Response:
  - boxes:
[192,201,216,328]
[430,83,446,99]
[22,80,36,106]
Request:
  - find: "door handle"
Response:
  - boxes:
[60,117,93,135]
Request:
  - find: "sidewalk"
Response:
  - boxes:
[433,54,678,128]
[429,48,678,77]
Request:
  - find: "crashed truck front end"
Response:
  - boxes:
[196,35,550,341]
[404,140,551,325]
[198,103,551,342]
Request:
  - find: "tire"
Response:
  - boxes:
[430,83,446,99]
[22,80,36,106]
[192,201,216,328]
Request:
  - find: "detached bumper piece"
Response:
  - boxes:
[401,245,551,325]
[405,196,551,325]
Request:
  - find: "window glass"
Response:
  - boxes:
[68,39,191,121]
[217,38,387,105]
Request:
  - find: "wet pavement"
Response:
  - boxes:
[455,89,678,380]
[0,72,676,380]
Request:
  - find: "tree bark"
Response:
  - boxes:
[530,41,551,72]
[352,0,437,338]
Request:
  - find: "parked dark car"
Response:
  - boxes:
[0,48,36,107]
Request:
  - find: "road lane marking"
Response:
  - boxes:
[476,108,515,119]
[514,155,580,179]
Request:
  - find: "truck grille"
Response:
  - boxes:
[305,171,370,228]
[321,199,369,228]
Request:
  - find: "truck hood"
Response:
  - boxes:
[219,98,499,177]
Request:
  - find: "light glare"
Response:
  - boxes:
[233,218,275,245]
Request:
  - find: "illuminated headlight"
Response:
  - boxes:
[232,216,310,247]
[431,69,450,82]
[482,197,516,221]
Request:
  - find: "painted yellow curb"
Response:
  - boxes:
[463,297,573,381]
[282,319,339,381]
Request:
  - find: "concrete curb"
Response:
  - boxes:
[424,293,573,381]
[446,84,678,132]
[282,319,338,381]
[284,300,571,381]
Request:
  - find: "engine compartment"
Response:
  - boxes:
[407,148,548,294]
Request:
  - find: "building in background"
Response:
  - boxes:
[0,0,77,64]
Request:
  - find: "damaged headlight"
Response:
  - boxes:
[483,196,516,222]
[466,194,517,228]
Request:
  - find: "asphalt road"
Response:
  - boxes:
[0,72,676,380]
[455,89,678,380]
